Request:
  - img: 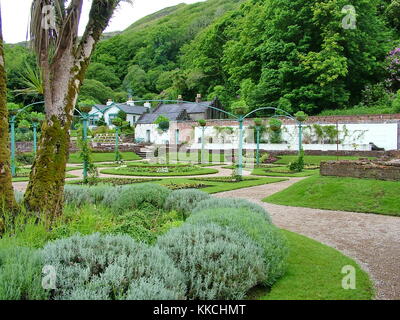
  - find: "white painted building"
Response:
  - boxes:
[88,100,149,128]
[190,122,398,151]
[135,119,399,152]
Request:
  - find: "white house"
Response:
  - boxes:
[88,99,150,128]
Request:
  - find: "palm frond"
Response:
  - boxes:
[29,1,83,63]
[14,62,44,96]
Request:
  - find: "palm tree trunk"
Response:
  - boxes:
[0,9,17,222]
[24,0,125,218]
[24,116,71,218]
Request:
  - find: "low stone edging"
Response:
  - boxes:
[320,160,400,181]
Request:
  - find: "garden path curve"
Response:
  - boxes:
[215,178,400,300]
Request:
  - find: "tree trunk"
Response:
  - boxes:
[24,117,71,218]
[0,9,17,223]
[24,0,124,218]
[24,52,83,218]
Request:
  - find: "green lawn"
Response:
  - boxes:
[251,167,319,177]
[68,152,141,164]
[275,155,374,165]
[264,175,400,216]
[100,167,219,177]
[260,230,374,300]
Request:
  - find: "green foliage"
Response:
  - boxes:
[295,111,308,122]
[393,90,400,112]
[64,185,118,207]
[154,115,170,132]
[77,129,98,184]
[16,152,35,165]
[41,233,186,300]
[187,207,289,286]
[86,62,121,90]
[192,197,272,222]
[79,79,116,104]
[197,119,207,127]
[89,0,243,100]
[179,0,394,114]
[0,246,49,300]
[269,119,282,131]
[112,183,171,213]
[157,223,265,300]
[231,100,248,115]
[289,150,305,172]
[260,153,271,164]
[164,189,211,219]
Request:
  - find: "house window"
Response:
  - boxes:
[89,116,99,126]
[108,114,118,125]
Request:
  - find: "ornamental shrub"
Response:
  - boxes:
[125,278,184,300]
[112,183,171,213]
[187,208,288,286]
[64,185,110,207]
[41,233,186,300]
[289,149,305,172]
[157,223,265,300]
[0,246,50,300]
[101,185,127,207]
[192,197,271,223]
[164,189,211,219]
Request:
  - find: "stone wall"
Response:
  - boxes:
[320,160,400,181]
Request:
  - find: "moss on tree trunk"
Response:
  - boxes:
[24,117,70,218]
[0,16,17,224]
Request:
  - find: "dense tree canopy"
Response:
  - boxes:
[3,0,400,114]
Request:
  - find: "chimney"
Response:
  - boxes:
[177,95,183,103]
[195,94,202,103]
[144,102,151,109]
[126,99,135,106]
[106,99,113,106]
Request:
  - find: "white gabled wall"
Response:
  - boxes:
[135,124,170,144]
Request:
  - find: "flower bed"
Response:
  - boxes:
[68,178,161,186]
[100,165,219,177]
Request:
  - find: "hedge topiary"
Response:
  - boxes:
[164,189,211,219]
[41,233,186,300]
[186,207,288,286]
[112,183,171,213]
[192,197,272,223]
[157,223,265,300]
[0,246,50,300]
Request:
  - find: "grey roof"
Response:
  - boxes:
[94,103,147,115]
[137,112,186,124]
[137,101,213,124]
[116,104,148,115]
[94,104,108,112]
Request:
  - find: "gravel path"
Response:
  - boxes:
[215,178,400,300]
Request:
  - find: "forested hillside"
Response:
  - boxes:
[4,0,400,116]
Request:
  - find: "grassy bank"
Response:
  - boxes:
[261,230,374,300]
[264,175,400,216]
